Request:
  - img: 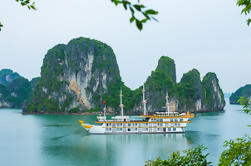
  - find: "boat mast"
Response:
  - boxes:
[120,88,124,116]
[166,91,170,115]
[104,105,106,117]
[142,85,147,115]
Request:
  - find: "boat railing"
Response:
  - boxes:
[97,119,149,123]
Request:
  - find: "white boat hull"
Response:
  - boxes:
[81,124,186,135]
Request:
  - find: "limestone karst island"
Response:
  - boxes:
[2,37,226,115]
[1,1,250,165]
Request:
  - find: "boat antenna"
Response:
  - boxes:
[166,90,170,115]
[102,101,107,117]
[142,85,147,115]
[104,103,106,117]
[120,88,124,116]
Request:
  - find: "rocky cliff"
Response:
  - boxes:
[142,56,177,113]
[230,84,251,104]
[133,59,225,113]
[25,37,225,114]
[26,37,123,113]
[0,69,37,108]
[202,73,225,111]
[0,69,21,86]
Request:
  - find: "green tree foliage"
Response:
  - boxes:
[0,0,36,31]
[15,0,36,10]
[2,0,250,31]
[238,96,251,114]
[1,0,157,31]
[146,136,251,165]
[218,135,251,166]
[145,145,211,166]
[237,0,251,25]
[110,0,158,30]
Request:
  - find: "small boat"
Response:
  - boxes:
[79,85,194,134]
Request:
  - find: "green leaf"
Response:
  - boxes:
[247,19,251,25]
[143,12,150,20]
[130,16,135,23]
[129,7,134,15]
[136,19,143,30]
[145,9,158,15]
[141,18,148,23]
[133,5,142,11]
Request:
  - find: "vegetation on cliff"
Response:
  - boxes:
[202,72,225,111]
[25,37,225,114]
[142,56,177,112]
[0,69,21,86]
[177,69,202,110]
[143,64,225,113]
[0,69,38,108]
[26,37,124,113]
[230,84,251,104]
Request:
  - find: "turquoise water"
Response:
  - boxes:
[0,99,250,166]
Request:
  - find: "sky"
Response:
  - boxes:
[0,0,250,93]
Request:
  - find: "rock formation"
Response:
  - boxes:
[26,37,123,113]
[0,69,37,108]
[230,84,251,104]
[25,37,225,113]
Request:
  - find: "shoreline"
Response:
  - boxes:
[22,111,116,115]
[21,109,225,115]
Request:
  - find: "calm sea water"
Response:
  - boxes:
[0,99,250,166]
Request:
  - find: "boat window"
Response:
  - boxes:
[106,128,111,131]
[168,128,171,131]
[128,123,131,126]
[173,128,176,131]
[170,119,173,122]
[106,123,109,126]
[144,128,148,131]
[180,119,183,122]
[131,128,136,131]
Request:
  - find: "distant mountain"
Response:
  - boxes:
[230,84,251,104]
[0,69,21,86]
[24,37,225,114]
[0,69,39,108]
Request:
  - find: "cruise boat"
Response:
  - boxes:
[79,86,194,134]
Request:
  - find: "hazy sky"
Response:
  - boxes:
[0,0,250,93]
